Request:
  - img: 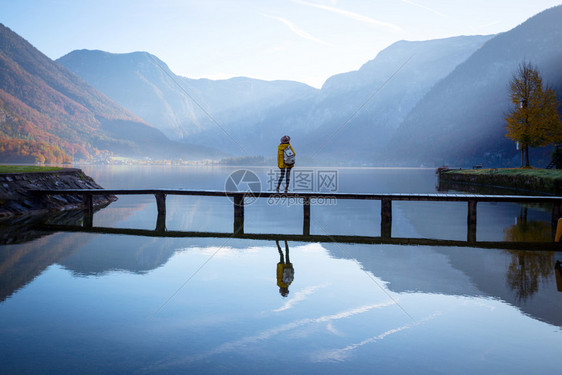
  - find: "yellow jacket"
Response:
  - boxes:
[277,262,294,288]
[277,143,295,169]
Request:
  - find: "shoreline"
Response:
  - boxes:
[0,168,116,221]
[438,168,562,195]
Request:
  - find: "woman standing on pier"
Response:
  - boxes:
[276,135,295,193]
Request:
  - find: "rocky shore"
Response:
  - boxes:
[0,168,116,220]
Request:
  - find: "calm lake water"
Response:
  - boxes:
[1,166,561,374]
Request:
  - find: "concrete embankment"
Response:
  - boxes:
[0,168,116,220]
[438,168,562,195]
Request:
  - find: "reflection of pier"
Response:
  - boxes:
[32,189,562,243]
[36,223,562,251]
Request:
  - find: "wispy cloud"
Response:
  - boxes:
[326,322,342,335]
[310,312,441,362]
[273,285,326,312]
[312,324,412,362]
[150,301,396,370]
[399,0,446,18]
[265,14,333,46]
[291,0,404,32]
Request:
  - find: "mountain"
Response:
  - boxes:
[42,5,562,166]
[57,50,318,154]
[218,35,492,163]
[384,5,562,167]
[295,35,494,163]
[0,23,220,162]
[58,36,490,161]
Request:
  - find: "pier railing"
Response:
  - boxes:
[31,189,562,244]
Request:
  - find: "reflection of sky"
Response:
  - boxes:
[2,167,561,373]
[1,239,561,374]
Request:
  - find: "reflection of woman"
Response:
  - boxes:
[276,135,295,193]
[276,240,294,297]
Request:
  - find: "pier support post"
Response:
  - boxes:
[467,200,477,243]
[234,194,244,234]
[381,198,392,240]
[303,196,311,236]
[154,193,167,232]
[155,193,167,215]
[552,202,562,228]
[83,194,93,228]
[155,212,166,232]
[154,193,166,232]
[381,221,392,240]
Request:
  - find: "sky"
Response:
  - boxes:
[1,0,561,88]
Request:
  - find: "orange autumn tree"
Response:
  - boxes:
[505,61,562,167]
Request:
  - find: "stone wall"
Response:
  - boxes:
[0,168,116,220]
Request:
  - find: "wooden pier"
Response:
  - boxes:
[32,189,562,244]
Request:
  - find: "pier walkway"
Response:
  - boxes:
[31,189,562,246]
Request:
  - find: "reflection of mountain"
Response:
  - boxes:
[0,201,153,300]
[323,197,562,326]
[0,210,91,245]
[438,247,562,326]
[324,243,479,295]
[56,199,234,275]
[324,242,562,327]
[57,236,180,276]
[0,211,87,302]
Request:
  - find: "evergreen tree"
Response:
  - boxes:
[505,61,562,167]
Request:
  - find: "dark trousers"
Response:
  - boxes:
[277,168,291,189]
[276,240,290,263]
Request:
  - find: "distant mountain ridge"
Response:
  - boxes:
[298,35,494,163]
[57,50,318,144]
[0,23,221,162]
[58,35,492,161]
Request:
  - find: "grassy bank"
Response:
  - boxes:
[0,165,63,174]
[448,168,562,180]
[439,168,562,194]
